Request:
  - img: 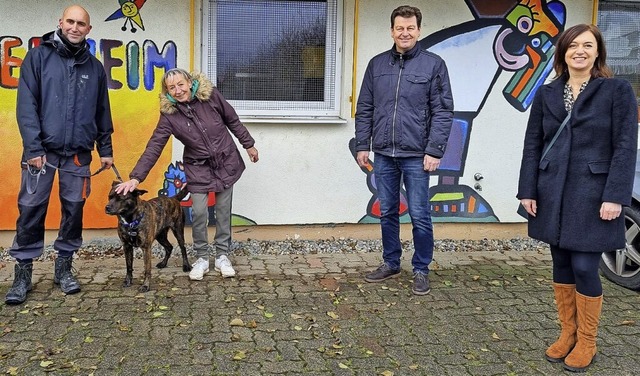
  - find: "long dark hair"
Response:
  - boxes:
[553,24,613,79]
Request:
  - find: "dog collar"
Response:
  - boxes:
[119,213,145,236]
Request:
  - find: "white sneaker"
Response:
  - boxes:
[189,258,209,281]
[215,255,236,278]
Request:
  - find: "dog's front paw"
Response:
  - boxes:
[156,261,168,269]
[123,277,132,287]
[183,264,192,272]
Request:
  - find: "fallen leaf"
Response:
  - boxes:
[294,326,302,331]
[257,305,265,310]
[381,371,394,376]
[40,361,54,368]
[264,312,274,318]
[290,313,304,320]
[84,336,94,343]
[70,317,80,323]
[152,312,164,318]
[158,306,169,311]
[7,366,19,375]
[230,318,244,326]
[327,311,339,319]
[472,275,480,281]
[338,362,349,369]
[233,351,246,360]
[620,320,635,326]
[443,280,453,286]
[245,320,258,329]
[492,333,501,340]
[409,364,419,370]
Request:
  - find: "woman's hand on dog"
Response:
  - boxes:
[116,179,140,195]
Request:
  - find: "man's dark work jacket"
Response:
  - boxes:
[16,31,114,161]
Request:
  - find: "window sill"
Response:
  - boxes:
[239,116,347,125]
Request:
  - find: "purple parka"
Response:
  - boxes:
[130,72,255,193]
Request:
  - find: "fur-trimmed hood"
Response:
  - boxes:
[159,71,215,115]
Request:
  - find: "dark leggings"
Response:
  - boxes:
[550,246,603,297]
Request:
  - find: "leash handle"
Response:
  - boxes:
[111,164,124,182]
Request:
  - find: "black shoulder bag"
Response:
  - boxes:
[517,111,572,219]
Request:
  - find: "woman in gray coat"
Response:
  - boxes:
[518,24,638,372]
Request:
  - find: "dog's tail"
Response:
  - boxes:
[173,188,189,202]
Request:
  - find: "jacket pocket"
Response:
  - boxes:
[73,151,92,167]
[405,74,430,85]
[588,160,610,174]
[183,157,208,166]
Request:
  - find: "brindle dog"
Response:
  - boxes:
[105,181,191,292]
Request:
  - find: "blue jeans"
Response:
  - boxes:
[374,154,434,274]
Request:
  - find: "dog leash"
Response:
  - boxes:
[92,163,124,181]
[24,161,123,194]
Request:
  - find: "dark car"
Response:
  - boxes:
[599,152,640,290]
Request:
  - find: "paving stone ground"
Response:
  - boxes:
[1,249,639,375]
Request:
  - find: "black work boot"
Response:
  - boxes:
[5,263,33,305]
[54,256,81,295]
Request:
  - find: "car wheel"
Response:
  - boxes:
[600,204,640,290]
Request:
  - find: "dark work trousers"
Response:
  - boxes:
[9,152,91,260]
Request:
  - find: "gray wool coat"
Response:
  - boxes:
[517,76,638,252]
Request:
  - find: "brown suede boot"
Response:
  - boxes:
[563,292,603,372]
[545,283,577,363]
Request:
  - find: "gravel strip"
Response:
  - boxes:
[0,237,548,261]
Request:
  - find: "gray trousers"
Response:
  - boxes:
[10,152,91,260]
[191,186,233,260]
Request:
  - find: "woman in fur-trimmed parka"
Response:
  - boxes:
[517,24,638,372]
[117,69,259,280]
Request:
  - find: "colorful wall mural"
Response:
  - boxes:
[0,1,259,231]
[0,0,596,235]
[0,3,178,230]
[353,0,567,224]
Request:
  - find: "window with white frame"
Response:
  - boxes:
[597,0,640,107]
[203,0,340,117]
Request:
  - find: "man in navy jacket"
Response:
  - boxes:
[6,5,114,305]
[354,5,454,295]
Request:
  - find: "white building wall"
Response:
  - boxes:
[0,0,596,230]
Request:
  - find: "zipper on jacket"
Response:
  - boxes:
[391,55,404,157]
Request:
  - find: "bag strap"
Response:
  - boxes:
[540,111,571,162]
